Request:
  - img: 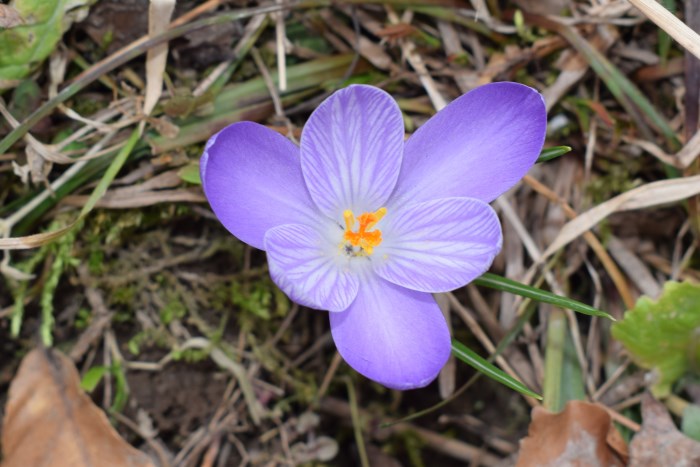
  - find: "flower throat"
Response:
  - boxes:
[343,207,387,256]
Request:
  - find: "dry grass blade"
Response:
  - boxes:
[628,0,700,61]
[624,129,700,168]
[543,175,700,259]
[1,349,155,467]
[143,0,176,115]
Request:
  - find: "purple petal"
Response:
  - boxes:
[330,276,451,390]
[374,197,502,293]
[301,85,404,219]
[265,223,359,312]
[390,82,546,206]
[202,122,318,250]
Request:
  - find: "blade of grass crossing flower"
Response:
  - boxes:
[474,273,613,320]
[451,340,542,400]
[537,145,571,163]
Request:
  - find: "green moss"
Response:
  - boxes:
[160,298,186,325]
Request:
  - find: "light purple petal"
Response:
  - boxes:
[330,275,451,390]
[202,122,318,250]
[374,197,502,293]
[301,85,404,219]
[265,223,359,312]
[389,82,546,206]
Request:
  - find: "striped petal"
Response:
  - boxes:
[201,122,317,250]
[330,275,450,390]
[374,197,502,293]
[264,223,359,312]
[390,82,546,206]
[301,85,404,220]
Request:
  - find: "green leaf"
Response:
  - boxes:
[657,0,676,62]
[683,404,700,441]
[537,145,572,163]
[451,340,542,400]
[110,360,129,413]
[612,281,700,397]
[80,365,107,392]
[0,0,95,82]
[178,162,202,185]
[474,273,613,320]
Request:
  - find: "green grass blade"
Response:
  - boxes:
[451,340,542,400]
[537,145,571,163]
[474,273,614,320]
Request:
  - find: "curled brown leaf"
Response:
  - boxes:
[1,348,155,467]
[517,400,628,467]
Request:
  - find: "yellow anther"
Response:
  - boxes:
[342,207,387,256]
[343,210,355,232]
[366,207,387,230]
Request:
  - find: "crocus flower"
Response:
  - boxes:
[201,82,546,389]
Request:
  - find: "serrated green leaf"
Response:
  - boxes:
[178,162,202,185]
[0,0,95,82]
[451,340,542,400]
[474,273,613,320]
[612,281,700,397]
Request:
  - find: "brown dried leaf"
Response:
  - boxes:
[1,348,155,467]
[517,400,628,467]
[629,393,700,466]
[0,5,25,29]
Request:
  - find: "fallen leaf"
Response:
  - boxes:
[1,348,155,467]
[629,393,700,466]
[517,400,628,467]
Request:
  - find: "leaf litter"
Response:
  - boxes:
[1,0,700,465]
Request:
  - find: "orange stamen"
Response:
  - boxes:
[343,207,387,255]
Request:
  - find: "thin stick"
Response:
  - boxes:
[275,0,288,91]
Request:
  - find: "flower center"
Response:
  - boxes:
[342,207,387,256]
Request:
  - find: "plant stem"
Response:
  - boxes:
[543,308,566,412]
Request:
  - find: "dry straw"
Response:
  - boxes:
[628,0,700,61]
